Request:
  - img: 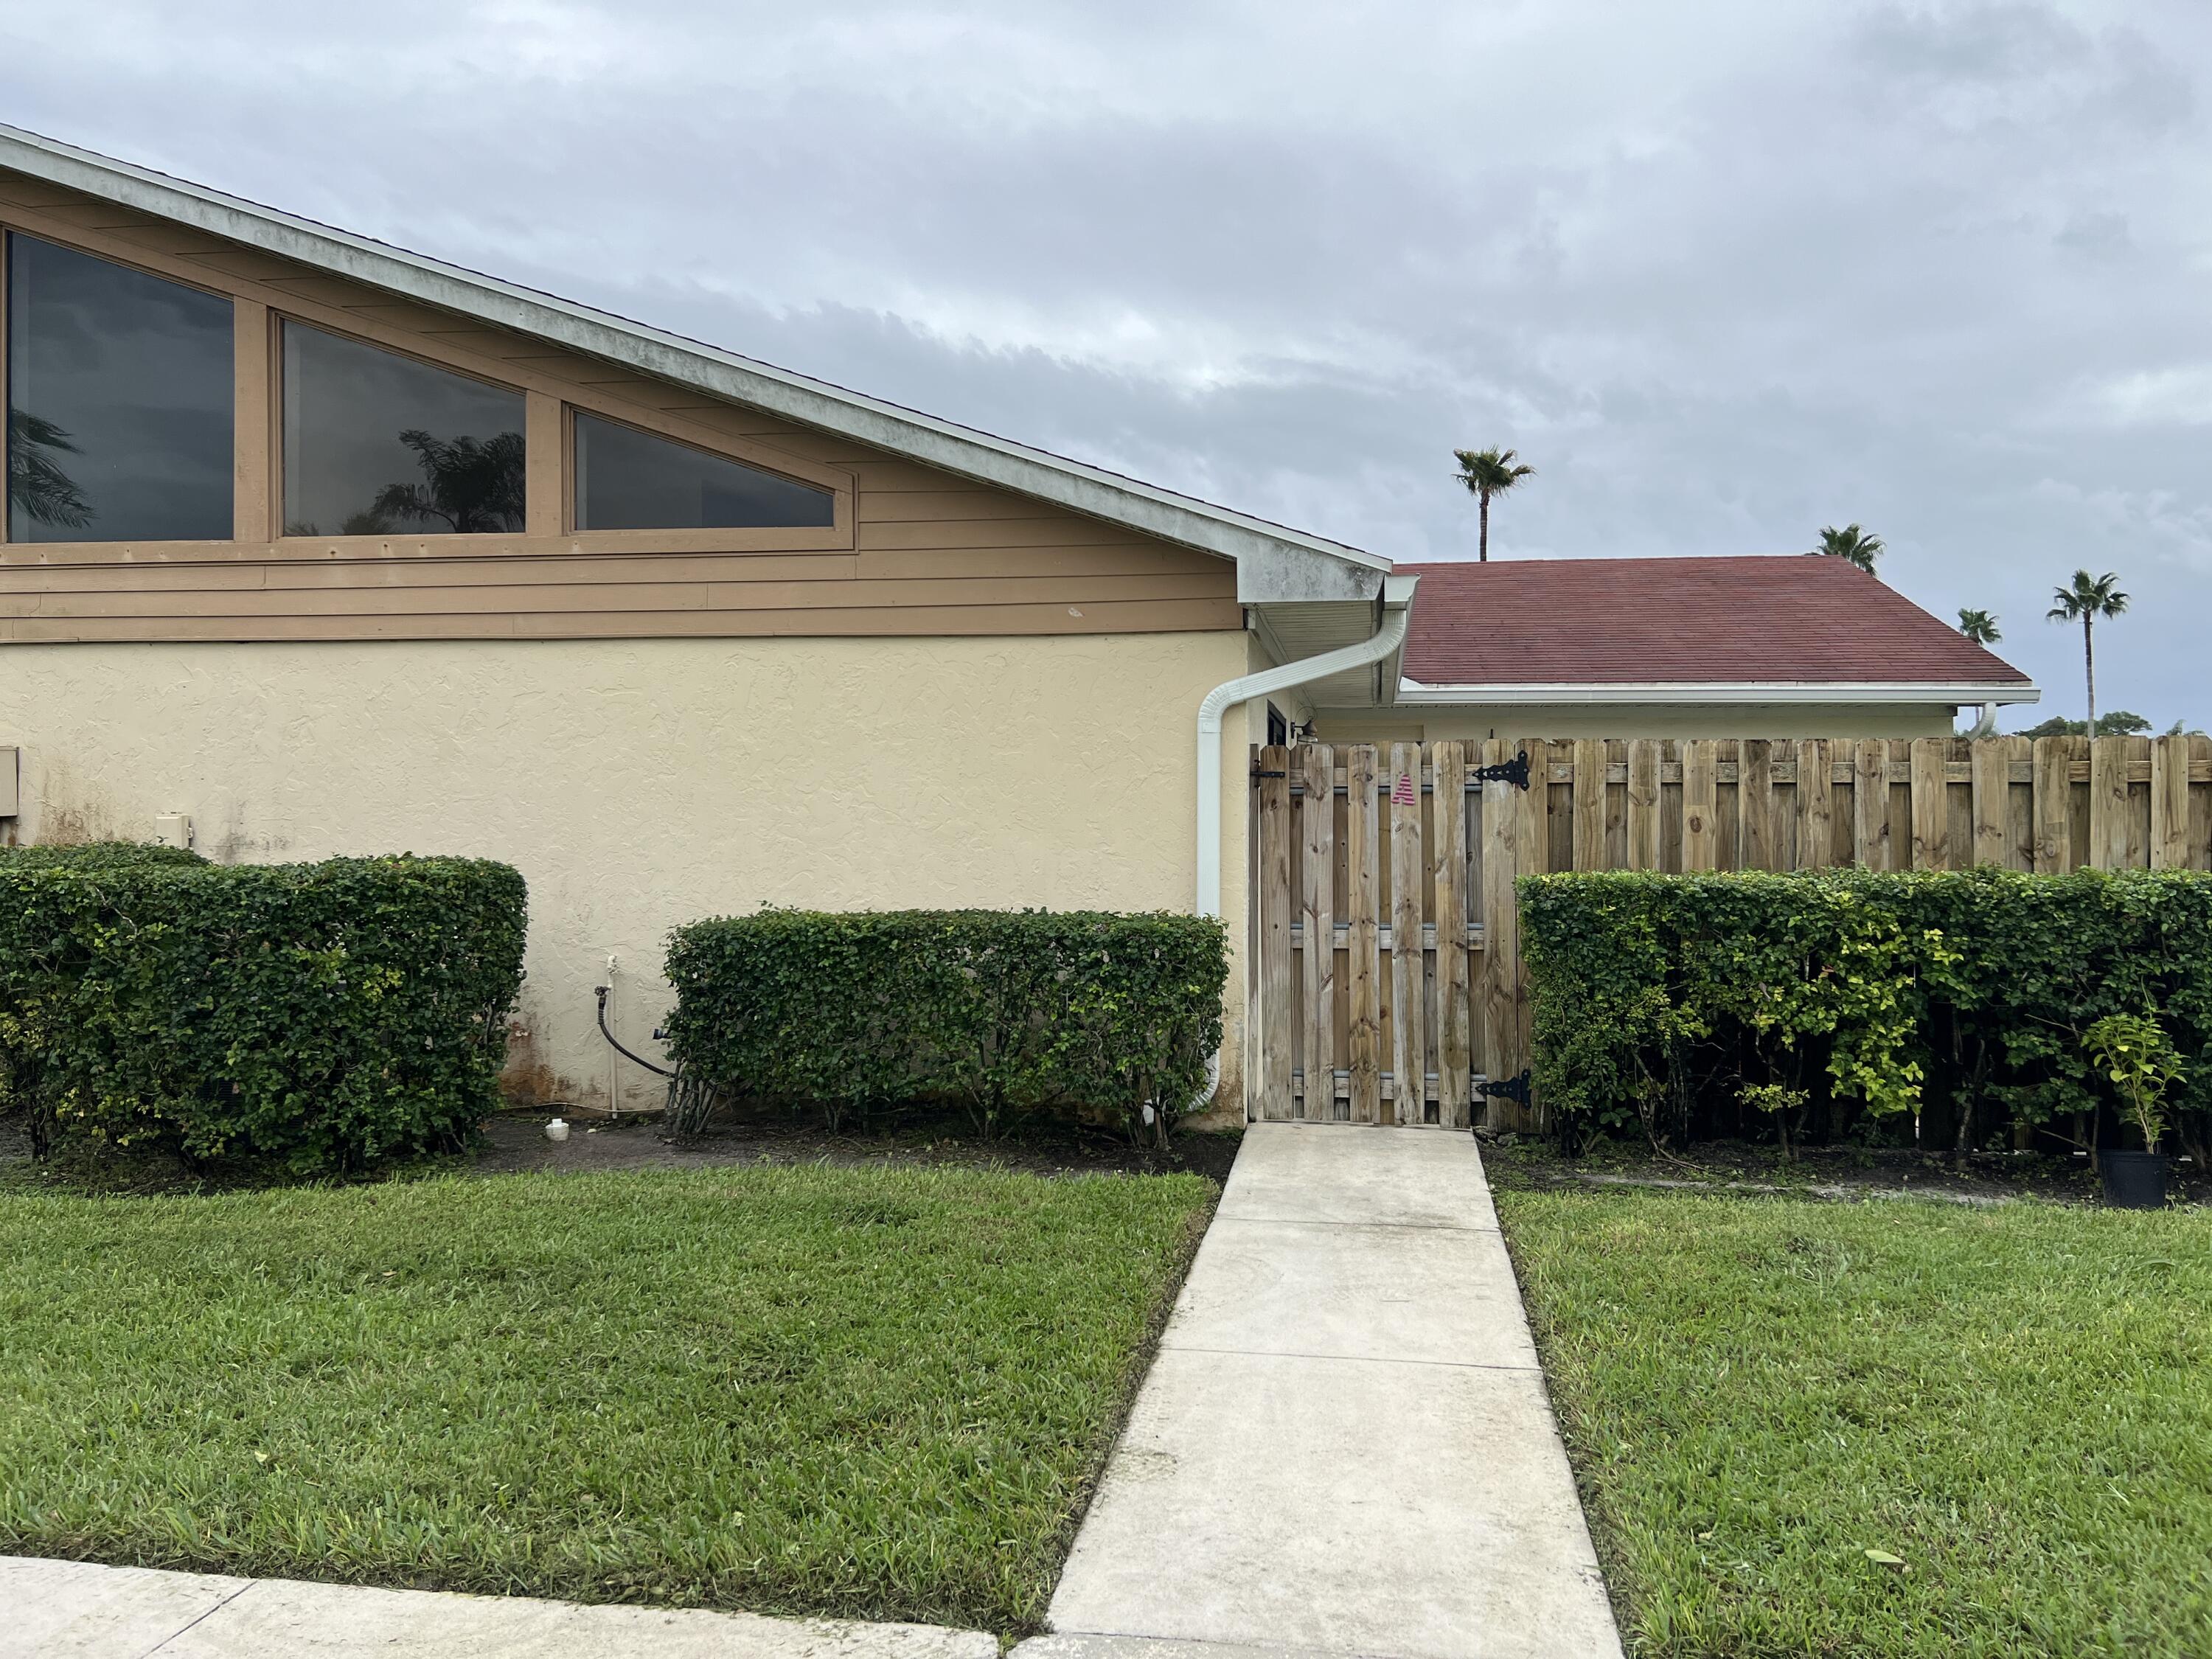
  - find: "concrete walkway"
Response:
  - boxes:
[1,1555,996,1659]
[1027,1124,1623,1659]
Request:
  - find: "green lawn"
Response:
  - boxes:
[1497,1190,2212,1658]
[0,1164,1213,1632]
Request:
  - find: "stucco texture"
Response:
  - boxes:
[1,631,1259,1113]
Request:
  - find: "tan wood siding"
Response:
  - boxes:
[0,170,1238,644]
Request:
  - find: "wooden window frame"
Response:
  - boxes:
[0,212,858,562]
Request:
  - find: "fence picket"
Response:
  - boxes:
[1256,745,1295,1120]
[1627,739,1663,869]
[1343,745,1382,1123]
[1573,738,1607,869]
[1910,737,1950,869]
[1298,742,1337,1120]
[2033,737,2070,872]
[1970,741,2009,869]
[1854,740,1891,870]
[1433,741,1472,1127]
[1796,739,1832,869]
[2152,733,2191,872]
[1682,740,1719,872]
[1739,739,1775,870]
[2090,737,2129,870]
[1388,742,1427,1124]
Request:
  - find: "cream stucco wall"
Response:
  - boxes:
[1,631,1261,1114]
[1312,700,1961,743]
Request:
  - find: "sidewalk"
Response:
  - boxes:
[1,1555,996,1659]
[1027,1124,1623,1659]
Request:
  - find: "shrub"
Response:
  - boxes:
[662,908,1228,1144]
[1518,867,2212,1158]
[0,852,527,1173]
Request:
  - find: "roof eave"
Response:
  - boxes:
[0,124,1388,602]
[1394,680,2042,706]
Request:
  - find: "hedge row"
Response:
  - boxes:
[0,845,527,1173]
[1518,867,2212,1157]
[662,908,1228,1144]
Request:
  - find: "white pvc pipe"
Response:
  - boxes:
[1194,586,1414,918]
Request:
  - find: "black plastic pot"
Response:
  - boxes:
[2100,1149,2168,1210]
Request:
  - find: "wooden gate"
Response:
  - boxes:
[1251,734,2212,1131]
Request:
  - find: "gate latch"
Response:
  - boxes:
[1470,751,1532,791]
[1475,1070,1531,1110]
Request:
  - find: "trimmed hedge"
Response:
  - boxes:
[662,908,1228,1144]
[0,849,527,1172]
[1518,867,2212,1157]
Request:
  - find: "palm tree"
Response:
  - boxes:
[6,410,94,531]
[1956,608,2001,645]
[1812,524,1883,574]
[372,429,526,534]
[1452,447,1534,562]
[2046,570,2129,733]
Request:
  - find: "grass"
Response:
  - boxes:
[1497,1189,2212,1658]
[0,1163,1214,1633]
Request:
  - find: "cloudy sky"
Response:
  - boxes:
[9,1,2209,727]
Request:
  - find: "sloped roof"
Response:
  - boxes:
[0,123,1384,606]
[1396,556,2034,694]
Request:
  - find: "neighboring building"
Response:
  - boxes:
[0,129,2037,1116]
[1314,556,2037,743]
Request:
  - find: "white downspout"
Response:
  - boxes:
[1195,574,1417,918]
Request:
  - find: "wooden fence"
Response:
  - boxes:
[1251,734,2212,1132]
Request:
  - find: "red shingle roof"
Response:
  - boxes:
[1397,556,2032,688]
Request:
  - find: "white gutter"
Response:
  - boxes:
[1393,679,2039,706]
[1195,576,1417,918]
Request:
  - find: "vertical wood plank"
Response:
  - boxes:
[232,299,273,541]
[1681,740,1719,872]
[1854,740,1892,870]
[1739,739,1775,870]
[2031,737,2070,874]
[1910,737,1950,869]
[1626,739,1663,869]
[2090,737,2129,870]
[1256,745,1294,1120]
[1343,745,1382,1124]
[1513,740,1549,1124]
[526,390,566,535]
[1572,737,1607,870]
[1475,737,1520,1122]
[1298,744,1337,1120]
[1433,742,1472,1127]
[1969,741,2011,868]
[1795,740,1832,870]
[1388,742,1427,1124]
[2152,733,2192,871]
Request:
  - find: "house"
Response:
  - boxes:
[0,128,2038,1117]
[0,126,1406,1113]
[1314,557,2037,743]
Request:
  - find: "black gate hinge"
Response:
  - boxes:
[1476,1070,1532,1109]
[1470,750,1532,791]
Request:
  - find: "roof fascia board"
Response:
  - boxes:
[0,125,1387,591]
[1396,681,2041,706]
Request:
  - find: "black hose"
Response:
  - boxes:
[596,984,675,1077]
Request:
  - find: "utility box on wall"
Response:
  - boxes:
[0,747,17,819]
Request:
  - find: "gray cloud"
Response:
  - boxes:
[7,0,2211,725]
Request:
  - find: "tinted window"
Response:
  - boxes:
[282,322,524,535]
[574,411,833,530]
[6,234,233,543]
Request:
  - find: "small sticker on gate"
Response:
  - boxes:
[1391,772,1417,806]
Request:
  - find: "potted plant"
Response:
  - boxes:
[2081,1012,2185,1209]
